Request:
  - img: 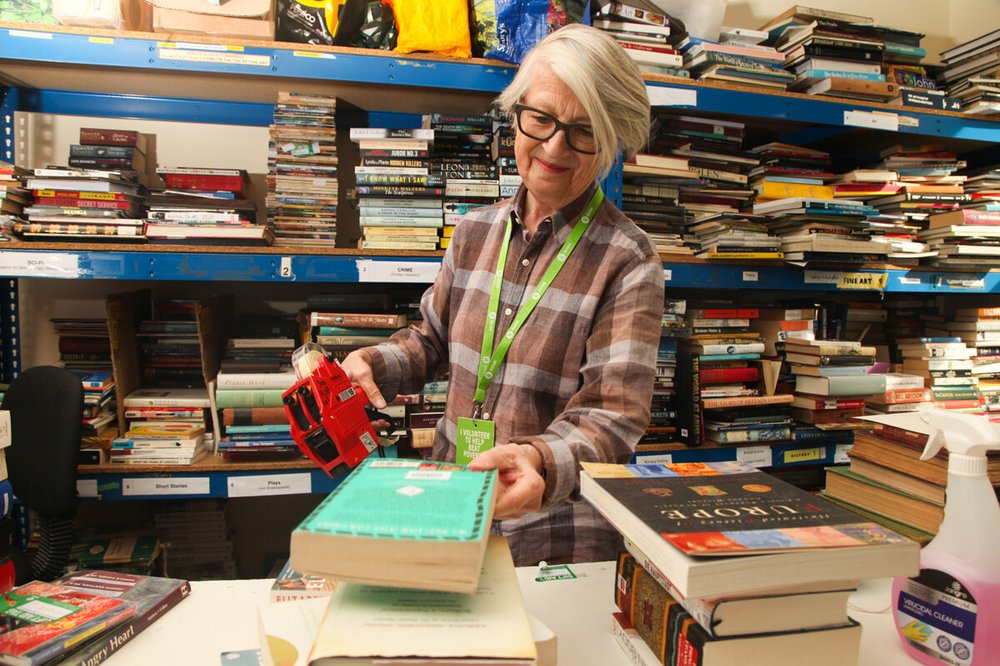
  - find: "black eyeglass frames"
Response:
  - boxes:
[513,103,598,155]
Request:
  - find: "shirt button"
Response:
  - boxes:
[504,308,512,316]
[521,259,530,267]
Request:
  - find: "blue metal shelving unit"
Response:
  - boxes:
[2,25,1000,482]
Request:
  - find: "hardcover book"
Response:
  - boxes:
[290,459,497,594]
[579,461,919,599]
[306,536,535,666]
[0,580,137,666]
[50,570,190,666]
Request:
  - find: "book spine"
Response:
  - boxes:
[33,198,135,210]
[699,367,759,384]
[898,89,962,111]
[214,389,286,409]
[309,313,404,328]
[675,352,702,446]
[79,128,141,146]
[161,174,244,191]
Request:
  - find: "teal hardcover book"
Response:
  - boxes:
[290,459,497,593]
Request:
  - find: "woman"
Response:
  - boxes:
[342,23,663,566]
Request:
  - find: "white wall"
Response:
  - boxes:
[948,0,1000,51]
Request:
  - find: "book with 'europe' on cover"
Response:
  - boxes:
[290,459,497,594]
[579,461,919,599]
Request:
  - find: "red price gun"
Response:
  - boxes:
[282,343,394,476]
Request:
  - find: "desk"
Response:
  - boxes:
[106,563,915,665]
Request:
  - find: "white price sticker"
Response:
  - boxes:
[228,473,311,497]
[357,259,439,283]
[844,110,899,132]
[736,446,772,468]
[122,477,211,496]
[663,269,672,281]
[834,444,853,464]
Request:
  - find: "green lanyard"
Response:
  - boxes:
[474,186,604,412]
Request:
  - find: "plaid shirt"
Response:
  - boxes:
[367,183,663,566]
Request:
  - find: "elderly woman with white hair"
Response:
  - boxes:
[343,24,664,566]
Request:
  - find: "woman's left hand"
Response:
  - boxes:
[468,444,546,519]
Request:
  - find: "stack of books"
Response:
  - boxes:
[428,113,502,244]
[748,305,818,356]
[864,371,931,415]
[121,387,213,462]
[753,197,889,265]
[785,338,886,429]
[682,33,791,90]
[898,331,982,413]
[748,142,835,203]
[0,160,30,236]
[645,298,688,447]
[761,7,897,102]
[267,91,339,248]
[592,1,686,76]
[137,299,204,389]
[146,167,270,245]
[685,211,783,260]
[651,114,758,220]
[18,166,146,243]
[580,460,920,666]
[275,459,539,665]
[153,499,237,580]
[351,127,443,252]
[109,422,209,466]
[920,206,1000,268]
[937,28,1000,116]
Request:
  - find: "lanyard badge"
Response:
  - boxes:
[457,187,604,463]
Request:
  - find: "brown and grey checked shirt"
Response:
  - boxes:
[366,183,664,566]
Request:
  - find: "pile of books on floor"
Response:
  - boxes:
[267,91,339,247]
[352,126,444,251]
[581,460,920,665]
[154,499,238,580]
[146,166,270,245]
[18,164,147,243]
[592,1,687,76]
[263,458,544,664]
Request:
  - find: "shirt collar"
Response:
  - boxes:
[510,182,599,240]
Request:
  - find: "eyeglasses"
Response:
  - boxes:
[513,104,597,155]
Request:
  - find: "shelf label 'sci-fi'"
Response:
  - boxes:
[0,252,78,278]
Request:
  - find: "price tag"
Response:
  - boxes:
[736,446,772,468]
[742,271,758,282]
[228,473,311,497]
[645,85,697,107]
[844,110,899,131]
[834,444,852,464]
[0,252,78,277]
[357,259,439,283]
[122,477,211,496]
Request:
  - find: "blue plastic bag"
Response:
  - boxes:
[474,0,590,64]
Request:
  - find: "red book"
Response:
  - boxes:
[688,308,759,319]
[160,173,246,194]
[699,367,759,384]
[33,197,137,210]
[80,127,146,150]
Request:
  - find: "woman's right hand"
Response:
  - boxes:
[340,349,387,409]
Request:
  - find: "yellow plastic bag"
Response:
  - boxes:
[392,0,472,59]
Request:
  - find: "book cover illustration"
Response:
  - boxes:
[297,459,495,543]
[0,581,137,666]
[582,461,910,556]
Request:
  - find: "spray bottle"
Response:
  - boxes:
[891,408,1000,665]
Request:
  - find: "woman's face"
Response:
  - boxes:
[515,63,601,214]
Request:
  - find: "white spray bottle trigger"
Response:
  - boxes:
[918,407,1000,461]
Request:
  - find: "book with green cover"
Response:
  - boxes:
[580,461,920,599]
[290,459,497,594]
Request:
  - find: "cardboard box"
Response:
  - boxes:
[150,0,274,40]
